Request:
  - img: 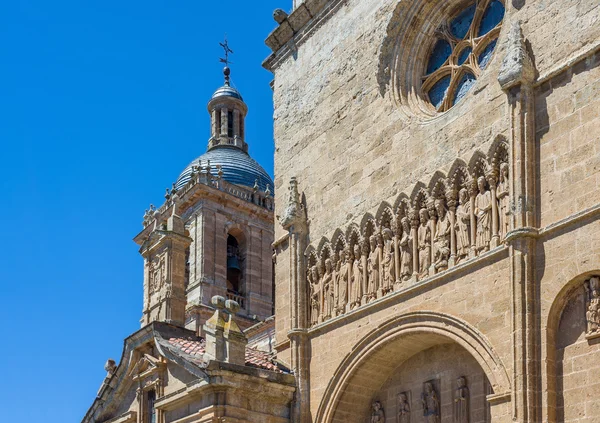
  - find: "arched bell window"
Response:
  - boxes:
[423,0,505,112]
[226,234,244,295]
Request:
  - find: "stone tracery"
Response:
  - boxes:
[306,140,510,325]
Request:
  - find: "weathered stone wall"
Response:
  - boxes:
[268,0,600,421]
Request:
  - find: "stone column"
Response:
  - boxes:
[279,177,311,423]
[468,179,478,258]
[393,222,401,291]
[446,188,458,268]
[488,170,500,248]
[220,107,228,138]
[410,210,419,280]
[498,21,538,423]
[211,108,218,138]
[427,199,437,276]
[361,241,369,305]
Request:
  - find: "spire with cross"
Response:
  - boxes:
[219,37,234,86]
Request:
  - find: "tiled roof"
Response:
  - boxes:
[166,336,288,374]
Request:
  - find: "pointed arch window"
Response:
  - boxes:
[423,0,505,112]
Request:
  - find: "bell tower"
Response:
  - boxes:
[134,49,275,334]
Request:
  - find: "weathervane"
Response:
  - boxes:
[219,37,234,85]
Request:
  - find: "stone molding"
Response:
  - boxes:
[316,311,511,423]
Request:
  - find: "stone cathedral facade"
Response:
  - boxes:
[265,0,600,422]
[83,1,600,423]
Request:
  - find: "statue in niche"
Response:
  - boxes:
[422,382,440,423]
[497,163,510,240]
[399,217,413,281]
[418,208,431,278]
[332,250,340,316]
[370,400,385,423]
[433,198,451,272]
[585,277,600,336]
[456,188,471,262]
[367,235,380,301]
[382,229,395,294]
[397,392,410,423]
[337,249,349,314]
[475,176,492,253]
[454,376,469,423]
[321,259,334,320]
[350,244,363,309]
[308,265,320,326]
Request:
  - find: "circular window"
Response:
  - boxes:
[423,0,505,112]
[381,0,506,120]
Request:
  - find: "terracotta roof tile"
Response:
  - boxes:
[166,336,288,374]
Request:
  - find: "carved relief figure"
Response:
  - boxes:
[418,209,431,278]
[149,256,166,294]
[454,376,469,423]
[321,259,333,320]
[422,382,440,423]
[309,265,320,325]
[370,400,385,423]
[497,163,510,240]
[382,229,395,294]
[399,217,413,281]
[585,277,600,336]
[367,235,380,301]
[397,392,410,423]
[351,245,363,309]
[332,251,340,316]
[456,188,471,261]
[337,249,349,314]
[475,176,492,253]
[433,198,451,272]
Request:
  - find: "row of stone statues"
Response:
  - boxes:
[370,377,470,423]
[309,164,510,326]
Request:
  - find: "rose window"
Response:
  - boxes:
[423,0,505,112]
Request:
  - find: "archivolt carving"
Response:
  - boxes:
[307,141,510,325]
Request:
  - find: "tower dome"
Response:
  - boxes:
[175,65,273,193]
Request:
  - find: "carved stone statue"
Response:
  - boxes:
[497,163,510,240]
[399,217,413,281]
[367,235,380,301]
[418,208,431,278]
[456,188,471,261]
[322,259,334,320]
[397,392,410,423]
[454,376,469,423]
[309,265,320,325]
[475,176,492,253]
[422,382,440,423]
[332,251,340,316]
[351,245,363,309]
[337,249,349,314]
[382,229,395,294]
[370,400,385,423]
[433,198,451,272]
[585,277,600,337]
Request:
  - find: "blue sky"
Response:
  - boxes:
[0,1,284,420]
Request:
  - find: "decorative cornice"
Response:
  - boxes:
[263,0,348,71]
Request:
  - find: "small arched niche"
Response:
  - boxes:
[226,230,246,301]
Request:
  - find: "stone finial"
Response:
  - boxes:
[273,9,288,24]
[104,359,117,376]
[498,21,535,90]
[279,177,307,230]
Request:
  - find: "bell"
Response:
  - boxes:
[227,255,241,271]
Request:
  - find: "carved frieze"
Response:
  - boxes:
[304,143,510,327]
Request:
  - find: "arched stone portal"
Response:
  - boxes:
[316,312,511,423]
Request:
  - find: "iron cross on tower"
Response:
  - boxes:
[219,38,234,85]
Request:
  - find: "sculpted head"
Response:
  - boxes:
[500,162,509,180]
[370,235,377,249]
[401,217,410,232]
[457,376,466,388]
[477,176,486,192]
[419,208,429,224]
[459,188,469,204]
[325,258,332,272]
[434,198,446,216]
[311,265,318,281]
